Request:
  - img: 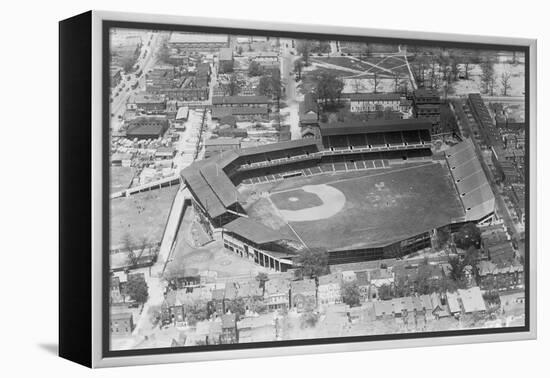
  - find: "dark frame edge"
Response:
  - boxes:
[59,10,93,368]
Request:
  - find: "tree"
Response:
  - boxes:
[448,256,465,283]
[464,245,481,267]
[296,40,313,66]
[501,71,512,96]
[226,298,246,320]
[121,56,135,73]
[221,60,234,74]
[352,78,364,93]
[393,73,401,92]
[158,43,170,64]
[480,58,495,95]
[256,272,269,294]
[186,305,208,326]
[300,311,319,328]
[359,44,371,60]
[313,71,344,108]
[126,275,148,303]
[227,74,240,96]
[341,281,362,307]
[248,61,263,76]
[295,247,329,279]
[454,223,481,250]
[121,232,134,257]
[294,59,304,80]
[257,75,273,97]
[377,284,393,300]
[371,72,380,93]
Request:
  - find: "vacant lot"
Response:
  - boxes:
[111,166,135,193]
[163,206,269,279]
[110,186,179,249]
[247,163,465,251]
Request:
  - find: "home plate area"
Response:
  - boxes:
[269,184,346,222]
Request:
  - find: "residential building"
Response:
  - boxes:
[168,33,229,52]
[348,93,403,113]
[290,279,317,312]
[412,88,441,133]
[219,47,234,73]
[110,313,133,336]
[374,300,393,319]
[318,273,342,306]
[129,93,167,114]
[477,261,524,291]
[125,116,169,140]
[237,314,275,343]
[221,313,238,344]
[264,277,290,310]
[212,95,270,108]
[458,287,486,314]
[446,291,462,315]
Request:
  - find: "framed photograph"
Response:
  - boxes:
[59,10,536,368]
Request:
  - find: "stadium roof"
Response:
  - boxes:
[320,119,432,136]
[199,163,240,208]
[181,166,227,219]
[169,33,228,44]
[445,139,495,221]
[239,139,320,157]
[224,217,286,245]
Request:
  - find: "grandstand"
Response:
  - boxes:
[179,119,494,271]
[445,138,495,223]
[320,119,432,154]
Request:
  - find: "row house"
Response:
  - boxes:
[317,273,342,306]
[264,277,290,311]
[477,261,524,291]
[212,95,271,108]
[290,278,317,312]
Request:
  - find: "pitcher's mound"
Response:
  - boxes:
[271,184,346,222]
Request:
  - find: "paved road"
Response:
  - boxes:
[110,31,163,132]
[280,39,301,139]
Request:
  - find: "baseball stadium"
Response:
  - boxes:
[180,119,495,272]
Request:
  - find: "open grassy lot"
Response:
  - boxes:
[247,163,465,251]
[110,185,179,249]
[110,166,135,193]
[164,207,268,279]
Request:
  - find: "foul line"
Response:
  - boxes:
[270,161,434,195]
[266,196,309,249]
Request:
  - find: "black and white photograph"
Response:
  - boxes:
[106,23,529,353]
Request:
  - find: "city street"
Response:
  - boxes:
[110,31,163,132]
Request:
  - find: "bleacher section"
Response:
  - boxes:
[321,119,432,153]
[445,139,495,222]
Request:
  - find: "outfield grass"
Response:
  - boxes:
[110,185,179,249]
[248,163,465,251]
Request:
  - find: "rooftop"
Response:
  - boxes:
[320,119,432,136]
[224,217,293,245]
[212,95,270,105]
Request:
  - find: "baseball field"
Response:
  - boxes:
[244,162,465,251]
